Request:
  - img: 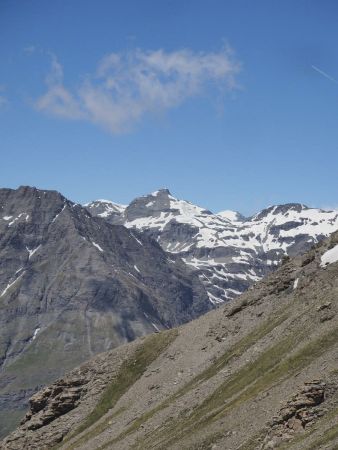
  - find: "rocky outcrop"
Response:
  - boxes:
[261,381,327,448]
[22,378,86,431]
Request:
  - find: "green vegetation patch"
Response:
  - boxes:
[63,328,178,449]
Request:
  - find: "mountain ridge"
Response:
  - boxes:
[86,189,338,304]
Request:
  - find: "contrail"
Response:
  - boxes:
[311,65,337,83]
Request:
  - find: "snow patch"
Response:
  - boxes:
[51,205,66,223]
[151,322,161,332]
[320,244,338,267]
[92,242,104,252]
[32,327,40,341]
[26,245,41,259]
[0,272,25,298]
[217,210,242,222]
[207,292,224,305]
[132,233,143,246]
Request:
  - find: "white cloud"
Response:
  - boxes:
[35,48,241,133]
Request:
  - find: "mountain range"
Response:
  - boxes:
[86,188,338,303]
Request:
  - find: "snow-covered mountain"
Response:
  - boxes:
[86,189,338,304]
[83,199,126,220]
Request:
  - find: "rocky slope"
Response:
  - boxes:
[3,228,338,449]
[86,189,338,304]
[0,186,211,437]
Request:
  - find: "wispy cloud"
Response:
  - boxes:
[311,65,337,83]
[36,53,84,120]
[35,48,241,133]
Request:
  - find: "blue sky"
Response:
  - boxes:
[1,0,338,215]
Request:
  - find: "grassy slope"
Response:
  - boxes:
[61,328,178,450]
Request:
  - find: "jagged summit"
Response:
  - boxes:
[125,189,212,223]
[149,188,172,197]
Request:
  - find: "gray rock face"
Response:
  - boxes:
[0,186,211,437]
[86,190,338,304]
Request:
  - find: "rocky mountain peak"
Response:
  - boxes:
[125,189,173,220]
[252,203,309,221]
[151,188,172,196]
[121,189,211,224]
